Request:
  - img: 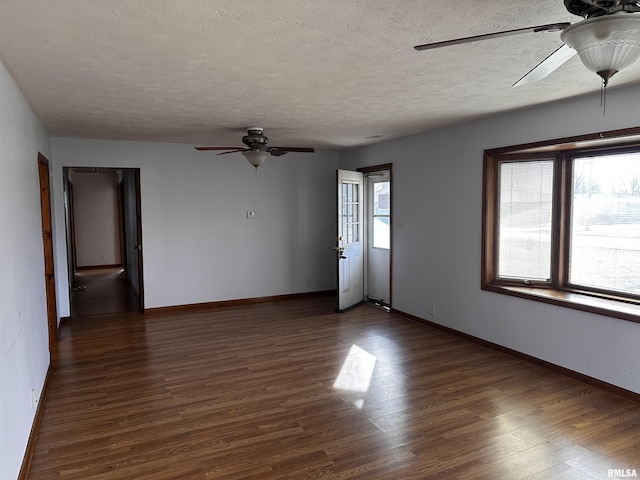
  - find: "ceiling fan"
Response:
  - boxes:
[195,127,315,168]
[414,0,640,88]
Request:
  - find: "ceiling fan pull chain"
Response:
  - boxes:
[603,82,607,117]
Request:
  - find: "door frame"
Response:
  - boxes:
[63,167,144,314]
[357,163,393,309]
[38,153,58,352]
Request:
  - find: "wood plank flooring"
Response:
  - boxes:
[70,268,141,317]
[30,296,640,479]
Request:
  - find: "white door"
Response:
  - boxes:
[336,169,364,312]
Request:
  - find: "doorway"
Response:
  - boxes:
[364,168,391,308]
[63,167,144,317]
[336,164,392,312]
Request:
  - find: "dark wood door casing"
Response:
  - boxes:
[38,153,58,351]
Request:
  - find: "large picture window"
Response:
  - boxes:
[483,128,640,323]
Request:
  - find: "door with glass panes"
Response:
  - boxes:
[336,170,364,311]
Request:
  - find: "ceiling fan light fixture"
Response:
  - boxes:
[561,14,640,83]
[241,150,269,169]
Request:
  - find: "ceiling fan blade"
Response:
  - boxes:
[512,44,576,87]
[268,147,315,156]
[413,22,570,51]
[194,146,244,151]
[216,149,248,156]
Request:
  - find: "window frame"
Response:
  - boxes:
[482,127,640,324]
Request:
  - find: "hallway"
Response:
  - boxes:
[70,267,141,318]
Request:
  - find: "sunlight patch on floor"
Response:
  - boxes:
[333,344,377,408]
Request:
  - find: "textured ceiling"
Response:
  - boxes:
[1,1,639,150]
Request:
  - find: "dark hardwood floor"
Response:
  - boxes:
[30,293,639,479]
[70,267,141,318]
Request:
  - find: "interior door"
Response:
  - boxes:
[134,169,144,309]
[336,169,364,312]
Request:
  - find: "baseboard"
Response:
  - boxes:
[144,290,336,315]
[18,364,51,480]
[392,308,640,404]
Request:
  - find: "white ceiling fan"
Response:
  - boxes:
[414,0,640,88]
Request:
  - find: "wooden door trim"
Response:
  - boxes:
[37,153,58,352]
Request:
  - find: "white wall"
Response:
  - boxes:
[51,139,338,315]
[0,60,52,480]
[69,172,121,267]
[339,85,640,395]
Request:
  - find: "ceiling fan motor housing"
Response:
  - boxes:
[565,0,640,18]
[242,127,269,150]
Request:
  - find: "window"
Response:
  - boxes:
[483,128,640,323]
[342,182,360,244]
[371,180,390,249]
[569,154,640,296]
[497,160,554,281]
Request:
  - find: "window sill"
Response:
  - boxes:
[482,284,640,324]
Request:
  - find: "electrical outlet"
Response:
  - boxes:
[30,387,38,408]
[101,255,107,262]
[428,305,436,317]
[306,277,312,286]
[246,210,256,219]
